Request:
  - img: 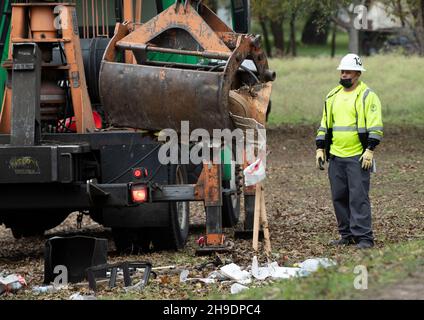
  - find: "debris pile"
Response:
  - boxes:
[179,256,337,294]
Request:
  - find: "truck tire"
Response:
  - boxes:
[222,175,241,228]
[150,164,190,250]
[244,194,255,230]
[3,211,70,239]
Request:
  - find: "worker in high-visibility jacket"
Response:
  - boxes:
[315,53,383,249]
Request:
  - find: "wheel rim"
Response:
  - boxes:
[175,165,188,232]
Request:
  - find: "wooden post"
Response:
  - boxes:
[252,182,262,251]
[260,188,272,256]
[252,183,272,256]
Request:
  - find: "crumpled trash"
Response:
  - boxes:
[251,256,270,280]
[230,283,249,294]
[207,270,228,281]
[220,263,251,282]
[298,258,337,273]
[179,257,337,294]
[268,262,303,279]
[69,292,97,300]
[179,270,190,283]
[244,158,266,186]
[0,274,27,295]
[32,285,57,294]
[32,284,68,295]
[179,269,217,284]
[180,265,252,286]
[250,256,336,280]
[251,256,302,280]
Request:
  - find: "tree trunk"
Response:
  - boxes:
[417,0,424,55]
[409,0,424,55]
[259,17,272,58]
[331,22,337,57]
[301,10,329,45]
[348,25,359,54]
[270,18,284,57]
[396,0,406,27]
[288,12,297,56]
[332,3,362,54]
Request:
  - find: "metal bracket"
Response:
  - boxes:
[10,43,42,146]
[132,44,149,64]
[86,261,153,292]
[87,179,110,206]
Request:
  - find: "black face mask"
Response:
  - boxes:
[339,78,353,88]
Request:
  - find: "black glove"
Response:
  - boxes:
[367,138,380,151]
[316,140,325,150]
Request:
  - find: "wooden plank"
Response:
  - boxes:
[252,182,262,251]
[260,187,272,256]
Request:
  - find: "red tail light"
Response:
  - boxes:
[132,167,148,179]
[131,185,148,203]
[133,168,143,179]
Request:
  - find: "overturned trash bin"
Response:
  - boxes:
[44,236,108,284]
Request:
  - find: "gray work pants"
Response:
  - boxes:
[328,155,374,244]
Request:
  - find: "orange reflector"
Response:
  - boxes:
[131,185,148,203]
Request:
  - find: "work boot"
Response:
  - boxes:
[356,240,374,250]
[328,237,355,246]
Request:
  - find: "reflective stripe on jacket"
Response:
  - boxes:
[316,81,383,158]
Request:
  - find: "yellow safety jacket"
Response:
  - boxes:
[316,81,383,158]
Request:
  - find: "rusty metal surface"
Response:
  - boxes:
[202,162,222,207]
[99,61,231,132]
[0,3,96,134]
[99,1,275,133]
[206,233,225,246]
[117,3,231,55]
[193,162,222,207]
[116,43,232,61]
[229,83,273,126]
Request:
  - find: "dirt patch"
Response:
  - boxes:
[1,125,423,299]
[363,269,424,300]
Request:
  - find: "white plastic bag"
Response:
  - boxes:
[299,258,337,273]
[243,158,266,186]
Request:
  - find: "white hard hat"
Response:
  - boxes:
[337,53,366,72]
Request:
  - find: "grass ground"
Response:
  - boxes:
[268,55,424,126]
[228,239,424,300]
